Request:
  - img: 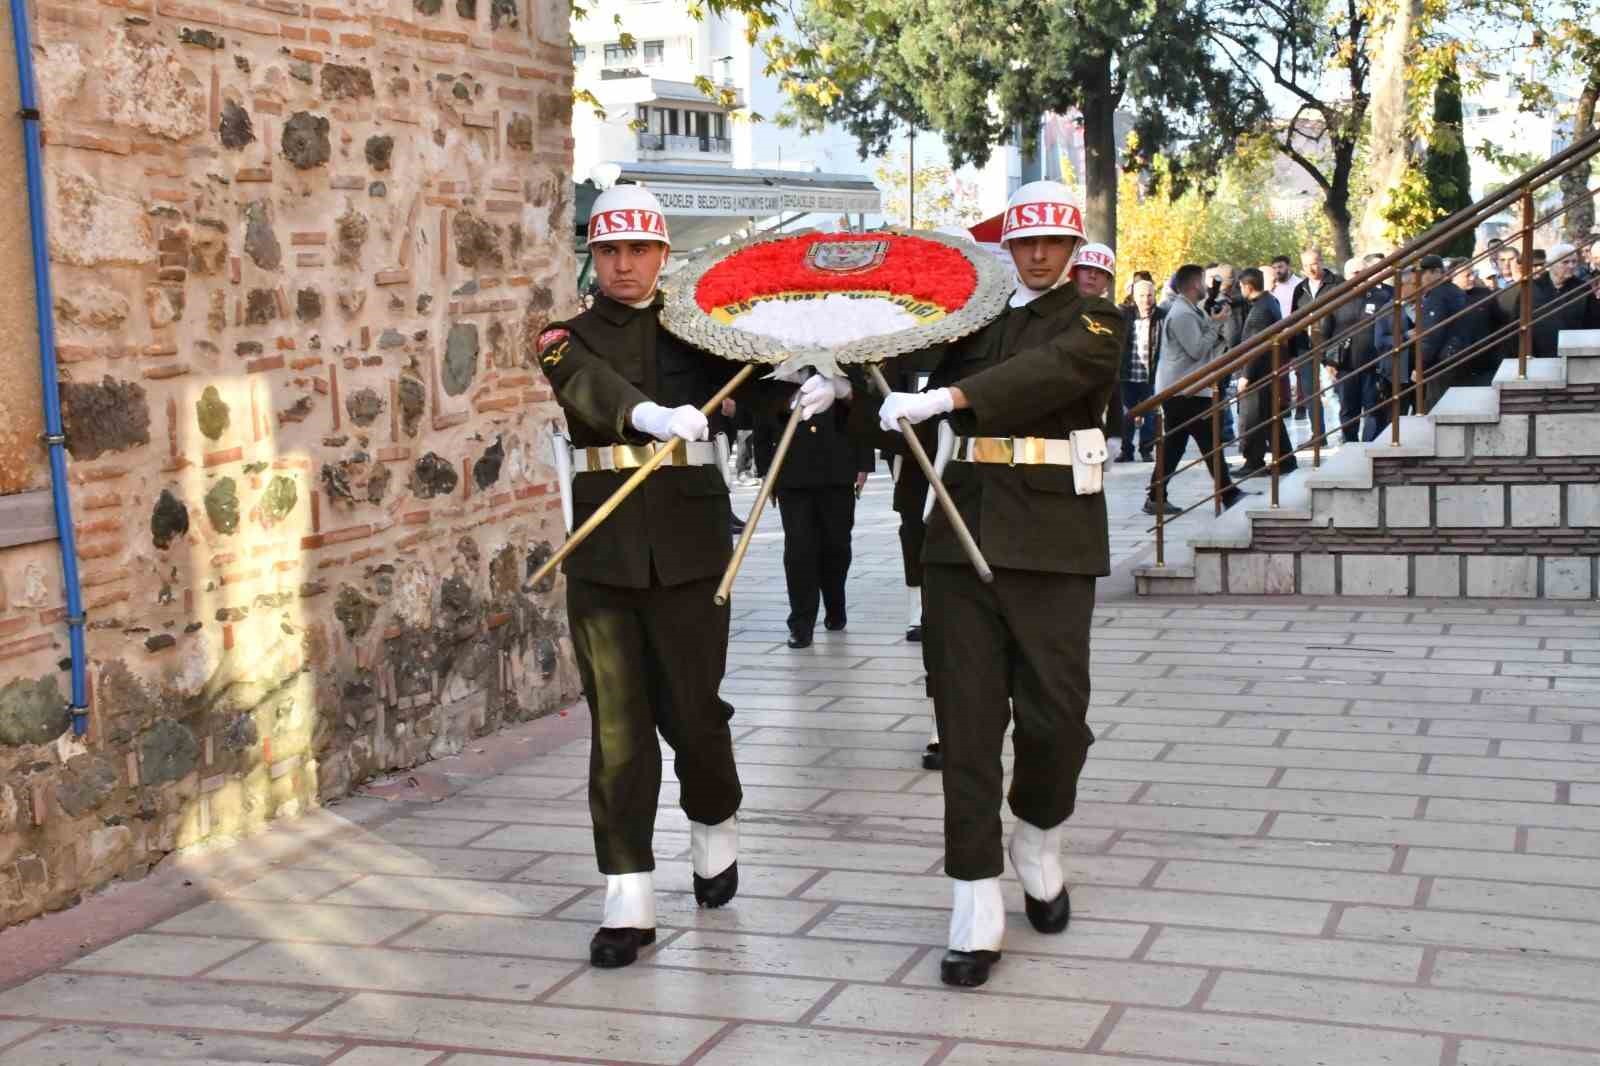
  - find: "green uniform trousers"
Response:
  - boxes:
[568,574,742,874]
[923,563,1096,880]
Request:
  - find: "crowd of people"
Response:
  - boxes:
[1111,236,1600,515]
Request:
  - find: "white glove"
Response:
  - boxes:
[791,374,851,420]
[879,388,954,431]
[630,401,708,442]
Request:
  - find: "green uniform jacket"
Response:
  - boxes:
[917,283,1124,577]
[538,292,748,589]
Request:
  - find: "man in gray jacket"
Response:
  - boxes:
[1145,264,1249,515]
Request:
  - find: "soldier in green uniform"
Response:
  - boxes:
[873,181,1123,988]
[537,184,845,969]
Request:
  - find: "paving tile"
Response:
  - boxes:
[1143,927,1423,982]
[1207,970,1600,1050]
[319,875,584,915]
[392,914,600,960]
[1338,905,1600,957]
[0,1021,39,1047]
[1103,1007,1443,1066]
[1139,783,1419,818]
[0,973,341,1032]
[303,992,723,1063]
[804,904,1151,959]
[813,984,1105,1046]
[0,1026,341,1065]
[941,1049,1211,1066]
[1165,744,1424,772]
[1426,797,1600,831]
[225,868,357,902]
[551,965,834,1022]
[212,942,578,998]
[458,776,583,800]
[329,1050,442,1065]
[1433,949,1600,1000]
[1277,767,1555,802]
[291,843,541,880]
[1153,859,1418,904]
[900,951,1206,1006]
[646,929,917,981]
[1071,885,1330,934]
[1111,830,1398,872]
[1427,878,1600,922]
[1457,1041,1600,1066]
[1085,759,1278,787]
[693,1025,938,1066]
[1270,812,1516,851]
[62,933,255,977]
[153,901,431,945]
[1526,827,1600,857]
[1404,847,1600,888]
[556,890,829,935]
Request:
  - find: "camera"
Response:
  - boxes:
[1203,277,1229,315]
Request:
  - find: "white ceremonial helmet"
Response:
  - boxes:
[587,183,670,246]
[999,180,1086,247]
[1071,242,1115,279]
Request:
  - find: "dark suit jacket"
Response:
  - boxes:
[538,292,759,589]
[1239,292,1284,381]
[1333,282,1393,375]
[1290,270,1344,359]
[1120,305,1165,382]
[906,284,1124,577]
[773,399,875,490]
[1418,281,1468,368]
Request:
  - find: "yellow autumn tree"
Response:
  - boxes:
[1114,166,1203,300]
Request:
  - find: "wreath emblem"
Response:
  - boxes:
[661,229,1012,376]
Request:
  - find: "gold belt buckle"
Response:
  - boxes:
[970,437,1013,465]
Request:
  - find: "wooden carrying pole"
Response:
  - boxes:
[715,396,805,606]
[867,364,993,584]
[529,364,757,590]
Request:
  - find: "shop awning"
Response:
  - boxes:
[576,162,882,253]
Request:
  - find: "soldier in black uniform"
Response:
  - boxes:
[774,399,875,648]
[872,181,1123,988]
[537,185,844,968]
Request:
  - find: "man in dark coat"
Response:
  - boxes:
[1289,248,1343,437]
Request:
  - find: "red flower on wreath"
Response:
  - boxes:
[694,233,978,314]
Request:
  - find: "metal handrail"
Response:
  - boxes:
[1130,129,1600,419]
[1138,141,1600,570]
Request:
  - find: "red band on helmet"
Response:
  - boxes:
[588,209,668,242]
[1076,250,1114,272]
[1001,202,1084,239]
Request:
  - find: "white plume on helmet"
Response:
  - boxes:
[587,184,671,246]
[1071,242,1115,278]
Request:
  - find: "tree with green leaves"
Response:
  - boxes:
[769,0,1266,246]
[1421,57,1473,256]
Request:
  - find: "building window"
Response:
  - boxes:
[642,40,664,65]
[603,41,637,65]
[714,113,727,139]
[572,45,587,63]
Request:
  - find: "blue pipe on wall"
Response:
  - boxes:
[9,0,88,736]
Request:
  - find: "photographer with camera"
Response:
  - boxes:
[1144,264,1251,516]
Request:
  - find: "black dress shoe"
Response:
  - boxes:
[590,926,656,968]
[1139,451,1154,462]
[693,861,738,908]
[1143,498,1181,516]
[824,614,846,631]
[729,514,746,535]
[921,742,943,771]
[1114,453,1135,463]
[940,949,1001,987]
[1022,887,1071,934]
[1220,489,1251,511]
[905,624,922,643]
[787,633,812,649]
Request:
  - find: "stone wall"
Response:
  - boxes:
[0,0,579,927]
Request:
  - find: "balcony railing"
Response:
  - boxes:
[636,133,731,155]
